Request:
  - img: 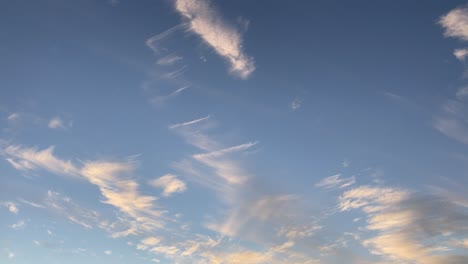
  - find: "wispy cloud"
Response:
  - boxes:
[1,201,19,214]
[456,86,468,100]
[149,174,187,197]
[436,6,468,145]
[146,25,182,55]
[81,160,164,236]
[7,113,20,122]
[3,145,79,177]
[3,145,165,237]
[9,220,26,230]
[338,185,468,263]
[48,117,71,129]
[433,99,468,144]
[4,249,15,259]
[454,48,468,61]
[157,54,183,66]
[290,97,302,111]
[169,115,210,129]
[192,142,256,185]
[44,191,100,230]
[315,174,355,190]
[174,0,255,79]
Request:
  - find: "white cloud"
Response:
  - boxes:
[433,114,468,144]
[192,142,256,185]
[18,198,45,209]
[104,250,112,255]
[149,245,180,255]
[290,97,302,111]
[48,117,65,129]
[4,144,165,237]
[315,174,355,189]
[454,48,468,61]
[137,237,161,250]
[149,174,187,197]
[157,54,183,66]
[44,191,100,229]
[433,98,468,144]
[169,115,211,129]
[338,185,468,264]
[1,201,19,214]
[169,116,221,151]
[440,6,468,41]
[146,25,182,54]
[7,113,20,121]
[209,194,299,237]
[174,0,255,79]
[342,159,350,168]
[150,85,191,105]
[5,249,15,259]
[456,86,468,100]
[9,220,26,230]
[81,160,164,236]
[3,145,79,177]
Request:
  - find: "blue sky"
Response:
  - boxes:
[1,0,468,263]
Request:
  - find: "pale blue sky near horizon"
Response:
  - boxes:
[1,1,468,263]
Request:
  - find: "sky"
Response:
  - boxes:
[1,0,468,263]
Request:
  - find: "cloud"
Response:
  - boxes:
[149,84,191,105]
[44,191,100,229]
[104,250,112,255]
[192,142,256,185]
[433,111,468,145]
[7,113,20,122]
[169,115,211,129]
[3,144,165,237]
[338,185,468,263]
[342,159,350,168]
[174,0,255,79]
[81,160,164,236]
[208,194,299,237]
[454,48,468,61]
[433,98,468,144]
[157,54,183,66]
[169,116,221,151]
[146,25,182,55]
[137,237,161,250]
[3,145,79,177]
[315,174,355,189]
[4,249,15,259]
[440,6,468,41]
[149,174,187,197]
[1,201,19,214]
[290,97,302,111]
[9,220,26,230]
[48,117,65,129]
[456,86,468,100]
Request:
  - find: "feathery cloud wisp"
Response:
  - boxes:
[338,185,468,264]
[3,145,165,237]
[3,145,79,177]
[149,174,187,197]
[454,48,468,61]
[48,117,65,129]
[315,174,355,189]
[174,0,255,79]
